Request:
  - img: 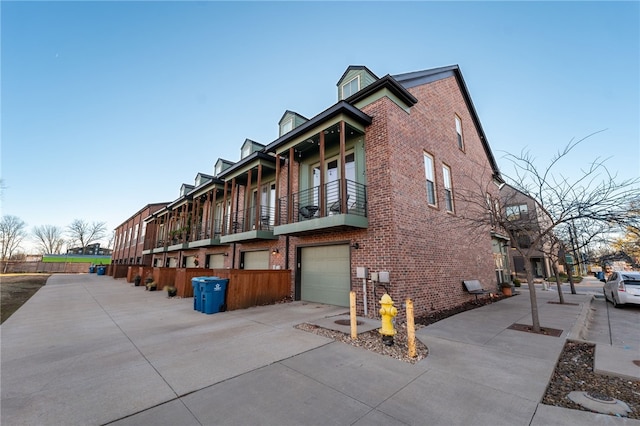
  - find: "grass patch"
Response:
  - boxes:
[1,274,50,323]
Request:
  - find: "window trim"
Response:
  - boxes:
[281,118,293,135]
[442,163,454,213]
[455,114,464,151]
[341,75,360,99]
[423,151,437,207]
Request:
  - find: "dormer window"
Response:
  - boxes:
[215,162,222,176]
[241,144,251,159]
[281,119,293,134]
[341,75,360,99]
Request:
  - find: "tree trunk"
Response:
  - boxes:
[564,260,576,294]
[552,264,565,304]
[524,258,541,332]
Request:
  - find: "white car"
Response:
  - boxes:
[603,271,640,308]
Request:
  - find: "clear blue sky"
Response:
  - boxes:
[2,1,638,252]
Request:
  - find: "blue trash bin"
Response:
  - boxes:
[89,266,95,273]
[192,277,205,311]
[97,266,106,275]
[202,278,228,315]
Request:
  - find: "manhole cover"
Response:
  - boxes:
[334,319,363,326]
[585,392,616,403]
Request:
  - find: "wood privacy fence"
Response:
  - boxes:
[125,267,291,311]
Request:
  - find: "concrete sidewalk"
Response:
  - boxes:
[1,274,638,425]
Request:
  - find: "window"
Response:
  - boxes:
[423,152,436,206]
[442,164,454,212]
[455,115,464,150]
[133,224,139,243]
[141,221,147,237]
[281,119,293,134]
[241,144,252,159]
[505,204,529,221]
[341,76,360,99]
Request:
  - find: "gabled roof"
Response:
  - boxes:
[278,110,309,125]
[393,65,502,181]
[336,65,379,86]
[345,74,418,108]
[265,101,372,153]
[217,151,277,180]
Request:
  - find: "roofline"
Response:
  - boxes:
[278,110,309,124]
[336,65,379,86]
[265,101,372,153]
[115,202,170,228]
[394,65,502,181]
[217,151,276,179]
[345,74,418,107]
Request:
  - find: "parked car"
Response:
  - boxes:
[603,271,640,308]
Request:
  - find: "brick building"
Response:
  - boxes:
[112,202,168,265]
[137,64,507,317]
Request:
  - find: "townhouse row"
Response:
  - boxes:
[112,64,518,317]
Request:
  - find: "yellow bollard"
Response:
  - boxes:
[379,293,397,346]
[350,291,357,339]
[406,299,416,358]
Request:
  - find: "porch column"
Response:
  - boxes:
[230,178,237,233]
[288,147,294,223]
[339,120,347,213]
[255,164,262,230]
[275,154,280,224]
[319,130,326,217]
[245,169,253,232]
[210,188,216,237]
[222,181,229,235]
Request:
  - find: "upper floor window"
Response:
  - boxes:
[281,119,293,135]
[423,152,436,206]
[506,204,529,221]
[141,221,147,237]
[455,115,464,150]
[241,144,252,159]
[442,164,454,212]
[341,76,360,99]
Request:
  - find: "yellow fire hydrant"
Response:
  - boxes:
[379,293,397,346]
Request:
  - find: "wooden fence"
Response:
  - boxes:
[225,269,291,310]
[113,267,291,312]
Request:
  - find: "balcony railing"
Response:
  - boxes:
[277,179,367,225]
[226,205,276,234]
[193,219,223,240]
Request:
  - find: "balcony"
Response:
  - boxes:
[274,179,368,236]
[188,220,226,248]
[219,205,278,243]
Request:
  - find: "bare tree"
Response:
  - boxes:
[33,225,65,255]
[0,215,27,272]
[456,133,639,332]
[66,219,107,254]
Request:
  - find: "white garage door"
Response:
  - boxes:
[301,245,350,307]
[208,254,225,269]
[243,250,269,270]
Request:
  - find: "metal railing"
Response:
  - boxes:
[226,205,276,234]
[277,179,367,225]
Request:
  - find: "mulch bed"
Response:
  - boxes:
[507,322,563,337]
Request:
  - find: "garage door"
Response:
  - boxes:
[243,250,269,270]
[208,254,225,269]
[301,245,350,307]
